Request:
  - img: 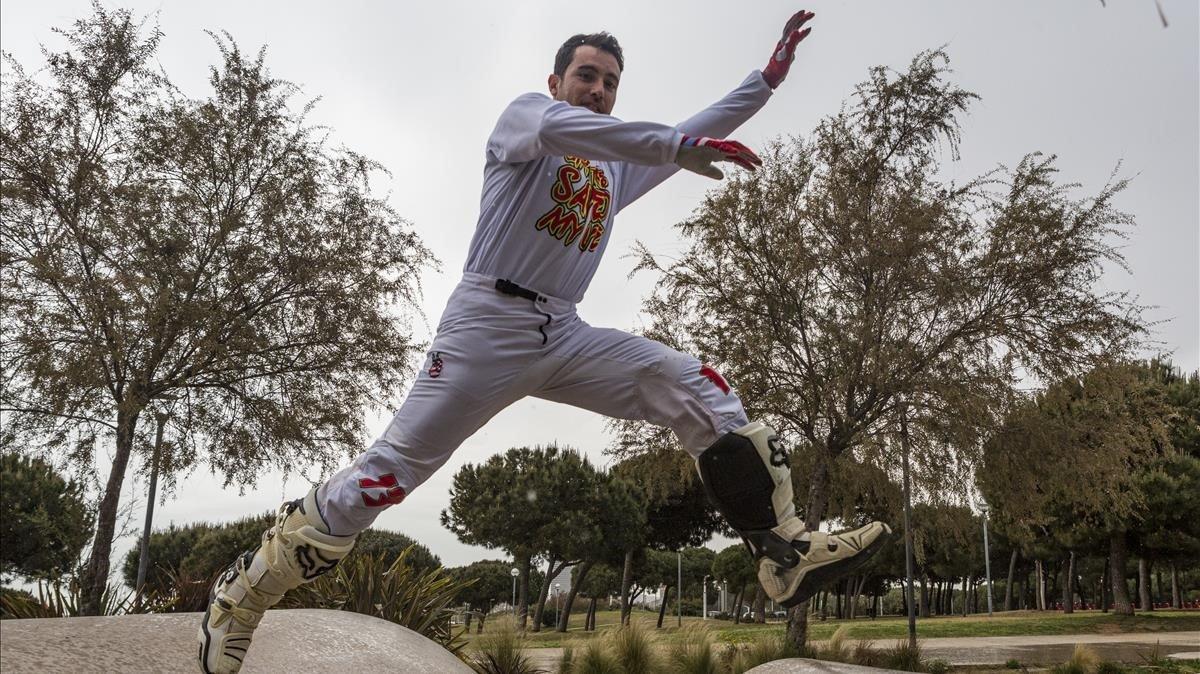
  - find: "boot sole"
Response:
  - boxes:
[779,524,893,609]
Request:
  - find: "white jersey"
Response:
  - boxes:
[463,71,773,303]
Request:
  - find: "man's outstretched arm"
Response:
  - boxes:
[616,10,815,210]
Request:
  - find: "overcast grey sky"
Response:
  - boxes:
[2,1,1197,573]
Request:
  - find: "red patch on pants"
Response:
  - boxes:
[699,364,730,395]
[357,473,407,507]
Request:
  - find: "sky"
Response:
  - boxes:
[1,1,1197,576]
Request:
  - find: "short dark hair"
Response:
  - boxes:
[554,33,624,77]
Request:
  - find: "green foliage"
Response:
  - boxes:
[451,559,519,614]
[123,510,439,607]
[284,546,470,655]
[731,634,798,672]
[0,452,92,581]
[610,620,662,673]
[0,577,130,618]
[468,615,545,674]
[666,623,721,674]
[121,514,270,594]
[711,545,755,590]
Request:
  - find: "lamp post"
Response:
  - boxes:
[510,567,519,616]
[703,575,711,620]
[979,499,994,616]
[554,583,561,629]
[721,580,727,614]
[677,550,683,627]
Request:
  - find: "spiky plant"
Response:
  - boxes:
[467,615,545,674]
[284,546,473,655]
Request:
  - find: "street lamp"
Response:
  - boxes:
[510,567,519,617]
[554,583,561,629]
[979,498,994,616]
[703,575,711,620]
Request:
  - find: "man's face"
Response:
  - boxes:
[548,45,620,115]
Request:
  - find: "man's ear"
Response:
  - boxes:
[547,73,560,99]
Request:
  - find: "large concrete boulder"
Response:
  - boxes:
[0,608,473,673]
[747,660,908,674]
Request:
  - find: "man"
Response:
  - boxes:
[199,11,889,673]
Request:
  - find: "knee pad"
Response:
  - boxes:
[696,421,796,534]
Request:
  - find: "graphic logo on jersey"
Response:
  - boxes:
[534,156,611,253]
[428,351,444,379]
[699,364,731,395]
[357,473,407,507]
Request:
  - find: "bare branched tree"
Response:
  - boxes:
[1,5,433,613]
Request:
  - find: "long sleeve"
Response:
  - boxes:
[615,71,773,211]
[487,93,685,166]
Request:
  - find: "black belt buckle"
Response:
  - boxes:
[495,278,544,303]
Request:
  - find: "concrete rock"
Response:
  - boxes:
[746,659,908,674]
[0,608,473,673]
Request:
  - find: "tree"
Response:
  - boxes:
[442,445,598,630]
[609,447,723,624]
[555,473,645,632]
[711,544,756,624]
[448,560,513,633]
[0,6,432,613]
[0,453,93,581]
[979,361,1175,615]
[122,514,440,601]
[626,49,1144,646]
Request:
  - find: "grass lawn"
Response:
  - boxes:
[460,609,1200,649]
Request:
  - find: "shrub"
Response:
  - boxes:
[469,615,545,674]
[0,577,130,618]
[284,546,470,655]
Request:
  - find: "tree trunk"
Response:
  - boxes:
[1109,533,1134,615]
[753,584,767,624]
[1171,563,1182,609]
[1004,550,1017,611]
[558,559,594,632]
[465,611,473,630]
[81,405,140,615]
[1035,560,1046,611]
[1138,558,1152,612]
[619,548,635,626]
[1156,569,1163,606]
[1100,556,1110,612]
[786,445,833,651]
[517,553,532,629]
[530,557,557,632]
[963,576,971,616]
[1062,552,1075,614]
[919,574,930,618]
[657,584,671,628]
[587,596,597,631]
[477,612,486,634]
[732,584,746,624]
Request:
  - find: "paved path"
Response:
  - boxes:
[526,631,1200,670]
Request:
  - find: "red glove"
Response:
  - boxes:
[762,10,815,89]
[675,135,763,180]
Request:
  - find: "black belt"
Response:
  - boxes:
[495,278,547,303]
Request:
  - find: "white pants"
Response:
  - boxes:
[317,273,749,535]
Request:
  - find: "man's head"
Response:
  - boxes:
[548,33,623,115]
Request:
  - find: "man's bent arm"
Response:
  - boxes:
[487,94,685,166]
[616,71,773,211]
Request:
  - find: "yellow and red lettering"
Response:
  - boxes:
[535,159,612,254]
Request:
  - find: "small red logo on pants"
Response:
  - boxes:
[357,473,407,507]
[699,365,730,394]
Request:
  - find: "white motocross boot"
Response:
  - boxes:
[697,421,891,607]
[197,489,357,674]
